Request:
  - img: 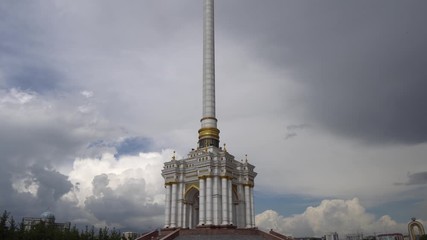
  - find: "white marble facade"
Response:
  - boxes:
[162,146,256,229]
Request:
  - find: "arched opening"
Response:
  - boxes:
[184,187,199,229]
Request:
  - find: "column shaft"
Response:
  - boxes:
[170,183,177,228]
[228,179,233,225]
[213,176,219,225]
[245,185,251,228]
[177,182,183,227]
[164,184,171,228]
[198,178,206,225]
[221,177,228,225]
[206,177,213,225]
[250,187,255,227]
[182,202,187,229]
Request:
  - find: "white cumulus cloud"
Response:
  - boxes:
[62,150,173,229]
[256,198,407,238]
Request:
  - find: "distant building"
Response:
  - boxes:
[325,232,339,240]
[22,211,70,231]
[377,233,404,240]
[346,233,364,240]
[122,231,140,240]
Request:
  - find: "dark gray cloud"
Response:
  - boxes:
[395,172,427,186]
[0,1,66,92]
[85,174,163,230]
[31,166,73,203]
[216,0,427,145]
[115,137,154,157]
[87,137,156,157]
[284,124,310,140]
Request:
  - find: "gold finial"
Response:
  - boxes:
[172,151,176,160]
[223,143,227,152]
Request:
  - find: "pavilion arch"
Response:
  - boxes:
[184,186,199,228]
[408,219,425,240]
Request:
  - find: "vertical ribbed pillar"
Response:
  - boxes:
[227,179,233,225]
[189,204,193,228]
[206,177,213,225]
[237,184,244,227]
[198,178,206,225]
[164,184,171,228]
[170,183,177,228]
[221,177,229,225]
[182,202,187,228]
[250,187,255,227]
[177,182,183,227]
[213,175,219,225]
[244,185,251,228]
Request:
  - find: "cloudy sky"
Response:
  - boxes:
[1,0,426,237]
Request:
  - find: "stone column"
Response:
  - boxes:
[206,177,213,225]
[221,177,229,225]
[182,202,187,229]
[228,179,233,225]
[245,185,251,228]
[198,178,206,225]
[189,204,193,229]
[236,183,244,227]
[170,183,177,228]
[213,175,219,225]
[164,184,171,228]
[177,182,183,227]
[250,186,255,227]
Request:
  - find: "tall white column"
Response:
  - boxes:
[250,187,255,227]
[221,177,229,225]
[206,177,213,225]
[170,183,177,228]
[198,178,206,225]
[213,176,219,225]
[227,179,233,225]
[164,184,171,228]
[177,182,183,227]
[237,184,244,227]
[182,202,187,229]
[245,185,251,228]
[189,204,193,229]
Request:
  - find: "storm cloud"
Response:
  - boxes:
[216,0,427,145]
[396,172,427,186]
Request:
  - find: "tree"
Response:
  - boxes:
[0,210,10,239]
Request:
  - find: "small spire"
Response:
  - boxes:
[223,143,227,152]
[172,151,176,160]
[245,154,248,163]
